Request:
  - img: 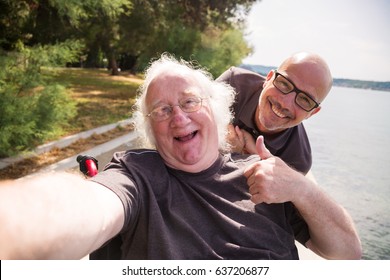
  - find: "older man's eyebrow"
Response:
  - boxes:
[183,87,202,96]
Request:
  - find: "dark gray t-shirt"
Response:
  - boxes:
[90,149,309,259]
[217,67,312,174]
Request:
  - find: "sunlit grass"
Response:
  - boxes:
[44,67,143,136]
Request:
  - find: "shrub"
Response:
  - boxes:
[0,41,81,157]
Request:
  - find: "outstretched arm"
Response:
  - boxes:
[244,136,362,259]
[0,172,124,259]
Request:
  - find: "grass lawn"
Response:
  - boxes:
[47,67,143,136]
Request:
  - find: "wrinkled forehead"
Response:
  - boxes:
[146,72,202,106]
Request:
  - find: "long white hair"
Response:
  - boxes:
[133,53,236,151]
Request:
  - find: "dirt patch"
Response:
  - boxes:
[0,124,134,180]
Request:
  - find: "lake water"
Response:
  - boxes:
[304,86,390,260]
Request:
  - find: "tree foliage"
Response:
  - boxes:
[195,27,253,77]
[1,0,258,72]
[0,0,260,156]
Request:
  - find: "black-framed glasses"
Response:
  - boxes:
[273,71,320,112]
[146,96,204,122]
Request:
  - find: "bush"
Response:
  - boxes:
[0,41,81,157]
[33,84,77,141]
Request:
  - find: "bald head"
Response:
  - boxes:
[278,52,333,102]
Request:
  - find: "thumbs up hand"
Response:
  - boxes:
[254,134,272,160]
[243,136,303,205]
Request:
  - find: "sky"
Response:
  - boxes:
[242,0,390,81]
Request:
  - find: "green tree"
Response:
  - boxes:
[1,0,259,74]
[131,0,256,73]
[194,27,253,77]
[0,0,33,50]
[78,0,133,74]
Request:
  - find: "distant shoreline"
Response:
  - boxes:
[240,64,390,92]
[332,78,390,92]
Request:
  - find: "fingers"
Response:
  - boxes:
[250,193,264,205]
[241,129,256,154]
[245,164,264,204]
[234,125,245,143]
[235,126,247,153]
[255,136,272,159]
[227,125,246,153]
[245,160,273,205]
[248,185,266,204]
[249,183,274,205]
[243,161,258,178]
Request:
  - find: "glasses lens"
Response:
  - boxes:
[148,97,203,121]
[150,105,171,121]
[179,97,202,112]
[296,92,317,111]
[274,74,294,94]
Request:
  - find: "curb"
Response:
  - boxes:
[21,131,138,179]
[0,119,133,170]
[40,132,138,173]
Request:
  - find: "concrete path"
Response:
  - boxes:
[20,132,138,179]
[0,119,133,170]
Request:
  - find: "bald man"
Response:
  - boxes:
[217,52,333,174]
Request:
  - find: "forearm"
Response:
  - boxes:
[244,137,361,259]
[293,179,362,259]
[0,172,123,259]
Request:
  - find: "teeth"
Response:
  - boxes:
[271,104,287,118]
[175,131,197,142]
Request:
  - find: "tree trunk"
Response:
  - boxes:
[108,52,119,75]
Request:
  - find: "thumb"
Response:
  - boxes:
[256,136,272,160]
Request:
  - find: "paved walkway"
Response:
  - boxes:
[19,132,138,179]
[43,133,137,174]
[0,119,134,179]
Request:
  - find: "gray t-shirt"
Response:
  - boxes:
[90,149,309,259]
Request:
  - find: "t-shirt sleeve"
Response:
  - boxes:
[216,67,234,84]
[90,152,140,232]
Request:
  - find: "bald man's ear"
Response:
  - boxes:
[263,70,275,88]
[306,106,321,119]
[266,70,275,80]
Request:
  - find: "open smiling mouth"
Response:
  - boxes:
[174,130,198,142]
[268,98,292,119]
[271,103,288,118]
